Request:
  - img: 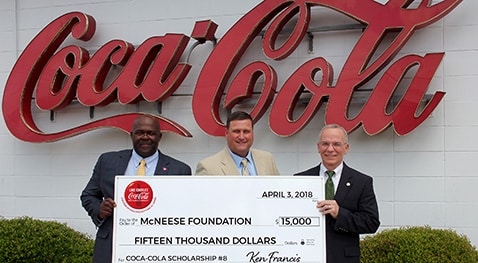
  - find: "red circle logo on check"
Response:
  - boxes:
[124,180,154,211]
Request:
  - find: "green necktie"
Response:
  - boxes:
[325,170,335,200]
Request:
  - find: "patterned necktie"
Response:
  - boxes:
[241,158,249,176]
[137,159,146,176]
[325,170,335,200]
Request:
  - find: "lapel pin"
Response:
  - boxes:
[346,182,351,187]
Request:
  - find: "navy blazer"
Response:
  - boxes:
[295,162,380,263]
[80,149,191,263]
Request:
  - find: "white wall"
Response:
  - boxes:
[1,0,478,247]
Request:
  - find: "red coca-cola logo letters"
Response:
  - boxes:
[1,0,462,142]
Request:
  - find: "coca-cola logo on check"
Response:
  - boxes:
[124,180,154,210]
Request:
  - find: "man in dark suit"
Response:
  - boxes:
[80,114,191,263]
[295,124,380,263]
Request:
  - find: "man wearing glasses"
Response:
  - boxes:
[295,124,380,263]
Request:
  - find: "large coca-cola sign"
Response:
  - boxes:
[2,0,462,142]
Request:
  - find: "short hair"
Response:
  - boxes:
[319,124,348,143]
[226,111,253,129]
[132,115,161,132]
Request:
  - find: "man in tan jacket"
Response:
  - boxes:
[195,111,279,176]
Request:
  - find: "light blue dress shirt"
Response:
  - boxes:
[125,150,159,176]
[228,148,257,175]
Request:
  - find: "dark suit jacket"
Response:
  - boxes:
[295,162,380,263]
[80,149,191,263]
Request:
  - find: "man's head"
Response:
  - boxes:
[317,124,349,171]
[225,111,254,157]
[130,115,162,158]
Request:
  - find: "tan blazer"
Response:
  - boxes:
[195,148,280,175]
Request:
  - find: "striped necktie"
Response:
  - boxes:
[241,158,249,176]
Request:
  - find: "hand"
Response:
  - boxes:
[99,198,116,219]
[317,200,339,219]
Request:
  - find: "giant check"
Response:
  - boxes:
[113,176,325,263]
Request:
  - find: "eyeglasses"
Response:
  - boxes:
[318,141,347,148]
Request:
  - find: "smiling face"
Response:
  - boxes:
[225,118,254,158]
[318,126,349,171]
[131,116,162,158]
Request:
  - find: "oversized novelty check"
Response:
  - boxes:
[113,176,325,263]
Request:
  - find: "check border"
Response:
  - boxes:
[113,176,326,263]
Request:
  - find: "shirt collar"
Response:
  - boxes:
[132,150,159,168]
[227,148,253,168]
[320,162,344,178]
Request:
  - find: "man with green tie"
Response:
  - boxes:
[295,124,380,263]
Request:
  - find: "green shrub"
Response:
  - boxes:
[0,216,94,263]
[360,226,478,263]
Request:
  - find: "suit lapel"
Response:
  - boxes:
[251,149,263,175]
[334,164,353,203]
[220,148,240,175]
[154,151,169,175]
[116,150,131,175]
